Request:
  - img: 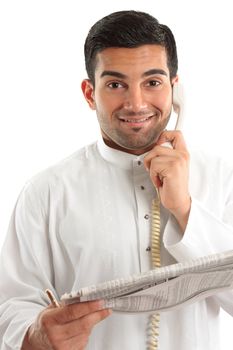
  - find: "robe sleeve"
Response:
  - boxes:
[0,182,56,349]
[163,154,233,316]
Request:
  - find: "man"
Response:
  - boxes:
[1,10,233,350]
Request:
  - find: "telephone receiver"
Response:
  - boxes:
[161,81,184,148]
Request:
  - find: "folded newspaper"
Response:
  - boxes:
[61,250,233,313]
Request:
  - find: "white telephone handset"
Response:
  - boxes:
[161,81,184,148]
[173,81,184,131]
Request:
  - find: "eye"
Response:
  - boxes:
[107,81,124,89]
[146,80,161,87]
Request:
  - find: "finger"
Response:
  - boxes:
[54,308,112,340]
[156,130,187,151]
[144,130,188,171]
[62,334,89,350]
[60,311,110,350]
[52,300,105,324]
[34,303,111,347]
[152,175,162,188]
[149,156,171,186]
[144,146,177,171]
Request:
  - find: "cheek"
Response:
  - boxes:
[94,92,121,115]
[155,91,172,112]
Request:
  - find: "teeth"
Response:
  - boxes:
[121,117,150,123]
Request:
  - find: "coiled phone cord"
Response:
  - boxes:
[147,189,161,350]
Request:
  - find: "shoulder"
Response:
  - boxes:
[19,142,100,202]
[31,142,98,181]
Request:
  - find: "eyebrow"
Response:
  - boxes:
[100,70,127,79]
[100,69,168,79]
[143,69,168,77]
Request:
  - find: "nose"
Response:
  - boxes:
[123,86,148,112]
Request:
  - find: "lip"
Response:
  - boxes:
[118,115,154,127]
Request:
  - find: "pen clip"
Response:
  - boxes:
[45,289,60,308]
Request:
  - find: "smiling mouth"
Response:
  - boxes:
[118,115,154,123]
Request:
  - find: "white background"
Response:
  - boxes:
[0,0,233,347]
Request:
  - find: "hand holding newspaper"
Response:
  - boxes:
[61,250,233,313]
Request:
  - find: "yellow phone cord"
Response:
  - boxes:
[147,189,161,350]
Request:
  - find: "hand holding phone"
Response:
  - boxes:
[144,82,191,231]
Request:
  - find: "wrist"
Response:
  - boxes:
[170,197,191,232]
[21,328,31,350]
[21,324,41,350]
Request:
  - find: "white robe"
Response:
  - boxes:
[1,138,233,349]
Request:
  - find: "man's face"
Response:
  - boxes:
[82,45,178,155]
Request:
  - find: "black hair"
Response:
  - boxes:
[84,10,178,84]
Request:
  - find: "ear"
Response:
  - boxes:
[81,79,96,110]
[171,75,179,86]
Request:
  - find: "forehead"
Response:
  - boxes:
[94,45,170,78]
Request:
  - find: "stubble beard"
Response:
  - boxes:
[98,113,171,152]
